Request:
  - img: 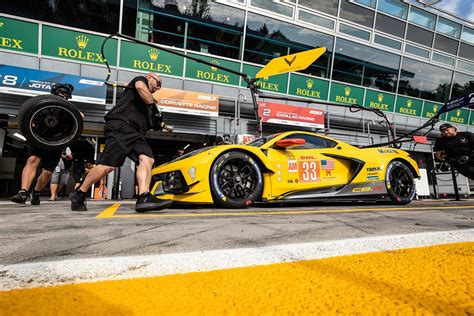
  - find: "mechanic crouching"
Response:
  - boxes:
[434,123,474,180]
[70,73,172,212]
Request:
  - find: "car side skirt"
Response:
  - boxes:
[273,181,388,200]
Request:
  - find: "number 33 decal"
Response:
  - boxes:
[299,160,320,182]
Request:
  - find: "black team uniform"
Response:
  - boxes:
[70,76,171,212]
[434,127,474,179]
[70,137,95,184]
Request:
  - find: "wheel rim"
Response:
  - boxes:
[29,105,78,146]
[389,165,413,199]
[217,158,259,199]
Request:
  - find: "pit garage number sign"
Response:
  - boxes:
[258,101,325,129]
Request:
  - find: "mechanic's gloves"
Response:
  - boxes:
[151,113,166,131]
[147,102,166,131]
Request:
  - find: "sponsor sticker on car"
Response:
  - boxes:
[377,149,398,154]
[288,160,298,173]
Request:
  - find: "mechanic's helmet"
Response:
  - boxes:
[51,83,74,100]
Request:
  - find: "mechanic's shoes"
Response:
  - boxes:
[31,191,41,205]
[135,192,172,213]
[70,188,87,211]
[11,189,28,204]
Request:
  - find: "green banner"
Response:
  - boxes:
[185,54,240,86]
[364,90,395,112]
[42,26,117,65]
[288,74,328,100]
[422,101,446,120]
[329,82,364,105]
[241,64,288,93]
[447,108,469,125]
[470,111,474,126]
[0,17,38,54]
[120,41,183,76]
[395,96,422,117]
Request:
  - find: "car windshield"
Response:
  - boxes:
[247,134,279,147]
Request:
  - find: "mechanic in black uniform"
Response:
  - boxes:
[11,83,75,205]
[434,123,474,179]
[70,73,172,212]
[69,136,96,189]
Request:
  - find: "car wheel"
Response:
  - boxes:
[18,95,83,151]
[210,151,263,208]
[385,161,416,205]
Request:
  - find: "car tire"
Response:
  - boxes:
[210,151,263,209]
[385,160,416,205]
[18,95,83,151]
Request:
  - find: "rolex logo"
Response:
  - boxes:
[377,93,383,102]
[456,109,461,116]
[344,87,351,96]
[210,59,219,72]
[433,104,438,112]
[148,48,159,61]
[0,22,4,28]
[76,35,89,49]
[306,79,314,89]
[407,99,412,108]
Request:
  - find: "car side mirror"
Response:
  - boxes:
[412,135,428,144]
[274,138,306,149]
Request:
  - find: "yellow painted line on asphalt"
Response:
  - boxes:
[96,204,474,219]
[1,242,472,314]
[95,203,122,218]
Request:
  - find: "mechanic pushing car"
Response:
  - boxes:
[70,72,172,212]
[434,123,474,179]
[11,83,76,205]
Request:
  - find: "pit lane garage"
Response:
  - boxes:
[2,34,470,204]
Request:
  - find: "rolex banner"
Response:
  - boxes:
[153,88,219,117]
[0,64,106,104]
[258,102,325,128]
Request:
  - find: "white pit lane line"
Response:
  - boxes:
[0,229,473,290]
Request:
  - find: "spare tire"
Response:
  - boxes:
[18,95,83,151]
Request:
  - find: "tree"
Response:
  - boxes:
[185,0,210,20]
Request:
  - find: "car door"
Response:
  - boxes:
[266,133,353,198]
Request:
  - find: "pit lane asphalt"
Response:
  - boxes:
[0,199,473,265]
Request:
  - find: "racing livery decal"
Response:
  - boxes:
[321,159,335,170]
[352,185,384,193]
[298,160,320,183]
[378,149,398,154]
[288,160,298,173]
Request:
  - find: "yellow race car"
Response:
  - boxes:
[151,131,420,208]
